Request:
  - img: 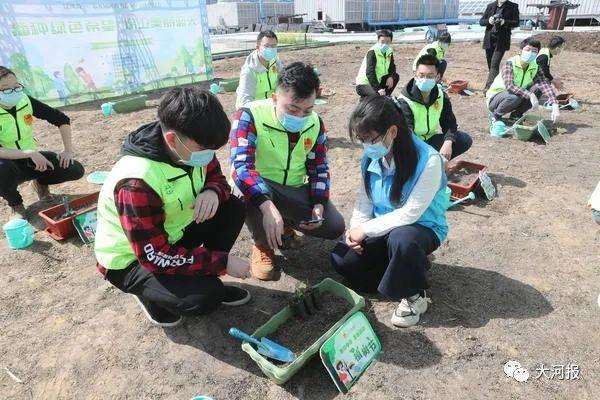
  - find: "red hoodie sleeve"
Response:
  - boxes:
[112,178,228,276]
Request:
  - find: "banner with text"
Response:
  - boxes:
[0,0,213,106]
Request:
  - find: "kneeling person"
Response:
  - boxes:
[94,87,251,328]
[331,96,449,327]
[413,32,451,80]
[397,54,472,162]
[486,37,559,124]
[231,62,345,280]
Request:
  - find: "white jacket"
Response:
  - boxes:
[235,50,283,109]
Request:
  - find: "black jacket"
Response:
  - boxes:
[395,79,458,142]
[365,49,397,90]
[479,1,520,51]
[536,53,553,81]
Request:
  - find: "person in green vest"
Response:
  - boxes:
[0,66,84,221]
[235,30,283,109]
[355,29,399,97]
[412,32,451,80]
[537,35,565,91]
[486,37,560,125]
[94,87,251,328]
[230,62,345,281]
[396,54,472,162]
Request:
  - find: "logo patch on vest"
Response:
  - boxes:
[164,183,174,194]
[271,65,278,73]
[433,99,441,110]
[303,137,313,151]
[23,114,33,125]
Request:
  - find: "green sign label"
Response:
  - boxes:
[319,312,381,394]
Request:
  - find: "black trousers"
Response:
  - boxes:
[105,196,246,316]
[485,48,506,90]
[426,131,473,160]
[356,72,400,97]
[331,224,440,300]
[0,151,85,206]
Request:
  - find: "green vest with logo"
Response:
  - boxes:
[356,44,393,85]
[94,155,206,270]
[413,41,446,70]
[486,55,539,103]
[253,60,279,101]
[249,99,320,187]
[0,95,37,150]
[397,84,445,141]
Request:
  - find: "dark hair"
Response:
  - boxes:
[415,54,440,71]
[277,62,320,99]
[548,35,565,49]
[157,87,230,149]
[257,30,278,44]
[377,29,393,40]
[438,32,451,44]
[520,37,541,51]
[0,66,16,80]
[348,96,418,206]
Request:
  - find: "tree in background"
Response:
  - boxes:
[29,66,54,99]
[9,53,35,94]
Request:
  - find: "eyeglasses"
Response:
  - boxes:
[1,85,24,95]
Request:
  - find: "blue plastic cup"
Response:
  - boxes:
[3,218,34,249]
[209,83,221,95]
[490,120,506,137]
[100,102,114,117]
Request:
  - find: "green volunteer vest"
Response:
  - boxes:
[398,84,445,141]
[413,41,446,70]
[94,155,206,270]
[486,55,539,103]
[253,60,279,101]
[249,99,320,187]
[0,95,37,150]
[355,44,393,85]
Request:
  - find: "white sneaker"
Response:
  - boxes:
[391,292,431,328]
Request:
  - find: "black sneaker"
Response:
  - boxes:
[222,285,251,306]
[131,295,183,327]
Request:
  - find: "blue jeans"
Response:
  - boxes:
[426,131,473,159]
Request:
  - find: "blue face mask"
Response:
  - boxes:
[175,135,215,168]
[279,112,309,132]
[261,47,277,61]
[415,78,436,92]
[378,43,390,53]
[520,50,537,63]
[0,91,23,108]
[362,133,391,160]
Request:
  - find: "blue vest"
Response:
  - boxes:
[361,135,449,242]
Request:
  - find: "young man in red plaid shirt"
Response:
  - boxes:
[94,88,251,327]
[230,62,345,280]
[486,37,560,125]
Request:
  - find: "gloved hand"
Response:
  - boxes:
[529,93,539,110]
[551,103,560,123]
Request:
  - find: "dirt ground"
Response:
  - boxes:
[2,36,600,400]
